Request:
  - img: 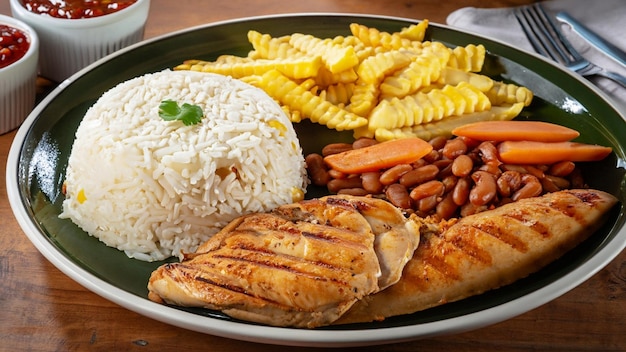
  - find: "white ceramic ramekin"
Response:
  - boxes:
[9,0,150,82]
[0,14,39,135]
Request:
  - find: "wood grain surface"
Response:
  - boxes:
[1,0,625,350]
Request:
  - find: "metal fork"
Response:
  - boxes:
[514,3,626,88]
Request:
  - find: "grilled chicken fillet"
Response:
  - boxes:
[336,189,618,324]
[148,195,420,328]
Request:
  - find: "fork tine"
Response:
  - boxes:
[514,4,578,65]
[516,3,626,85]
[514,6,554,59]
[532,4,583,62]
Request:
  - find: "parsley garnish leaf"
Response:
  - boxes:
[159,100,204,126]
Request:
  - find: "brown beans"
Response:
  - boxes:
[418,194,438,213]
[470,171,497,206]
[511,174,542,201]
[351,137,378,149]
[321,143,352,156]
[549,161,576,177]
[451,154,473,177]
[423,149,441,164]
[409,180,445,201]
[305,153,330,186]
[399,164,439,187]
[545,174,570,189]
[328,169,346,179]
[308,134,589,221]
[452,177,471,206]
[540,176,561,193]
[478,162,502,176]
[338,188,369,196]
[436,192,458,219]
[476,141,501,165]
[460,202,488,217]
[496,170,522,197]
[523,165,545,179]
[327,176,362,193]
[441,175,458,192]
[442,138,468,159]
[385,183,411,209]
[380,164,413,185]
[428,135,448,150]
[361,171,384,193]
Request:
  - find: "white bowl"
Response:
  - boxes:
[0,14,39,135]
[9,0,150,82]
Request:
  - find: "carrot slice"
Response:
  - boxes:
[497,140,612,164]
[452,120,580,142]
[324,137,433,174]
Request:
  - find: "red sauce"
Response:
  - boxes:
[22,0,138,19]
[0,25,30,69]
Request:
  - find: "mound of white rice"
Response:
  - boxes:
[60,70,307,262]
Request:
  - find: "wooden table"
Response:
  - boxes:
[1,0,625,350]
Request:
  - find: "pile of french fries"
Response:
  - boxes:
[174,20,533,141]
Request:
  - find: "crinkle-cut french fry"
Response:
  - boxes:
[485,81,534,106]
[179,56,322,80]
[237,74,262,86]
[354,44,391,63]
[298,78,318,92]
[175,21,533,140]
[173,60,197,71]
[324,82,355,105]
[447,44,486,72]
[354,45,376,62]
[215,55,251,64]
[314,66,358,88]
[289,33,359,74]
[398,20,429,41]
[174,57,249,70]
[349,82,379,116]
[436,67,494,92]
[247,31,302,60]
[329,35,379,62]
[330,35,361,47]
[357,50,413,84]
[420,41,452,62]
[454,81,493,111]
[281,104,303,123]
[350,23,420,50]
[174,58,232,71]
[380,52,444,98]
[255,70,367,131]
[365,103,525,142]
[368,82,492,131]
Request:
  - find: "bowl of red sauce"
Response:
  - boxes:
[0,14,38,134]
[9,0,150,82]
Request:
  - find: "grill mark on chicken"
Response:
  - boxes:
[148,194,423,327]
[454,195,594,258]
[168,249,361,308]
[209,252,352,285]
[446,225,495,264]
[470,219,531,251]
[223,216,373,263]
[191,269,248,295]
[503,208,551,238]
[167,263,296,311]
[149,190,618,328]
[419,236,463,281]
[195,242,365,280]
[336,189,618,325]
